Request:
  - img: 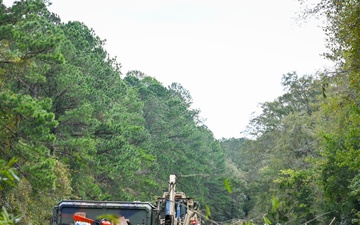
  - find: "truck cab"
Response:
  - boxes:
[51,200,156,225]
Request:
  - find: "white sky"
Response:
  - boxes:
[4,0,332,139]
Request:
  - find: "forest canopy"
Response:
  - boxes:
[0,0,359,225]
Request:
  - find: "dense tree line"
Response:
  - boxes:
[0,0,359,225]
[0,1,228,224]
[221,0,360,224]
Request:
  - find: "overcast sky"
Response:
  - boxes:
[4,0,332,139]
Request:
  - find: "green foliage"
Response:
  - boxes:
[272,169,318,223]
[242,221,253,225]
[0,159,19,189]
[224,179,232,194]
[0,207,21,225]
[0,89,58,190]
[3,0,360,224]
[0,158,21,224]
[263,215,272,225]
[218,1,360,223]
[205,204,211,219]
[1,0,230,222]
[304,1,360,223]
[221,72,330,224]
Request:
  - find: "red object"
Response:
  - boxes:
[73,214,111,225]
[74,215,94,224]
